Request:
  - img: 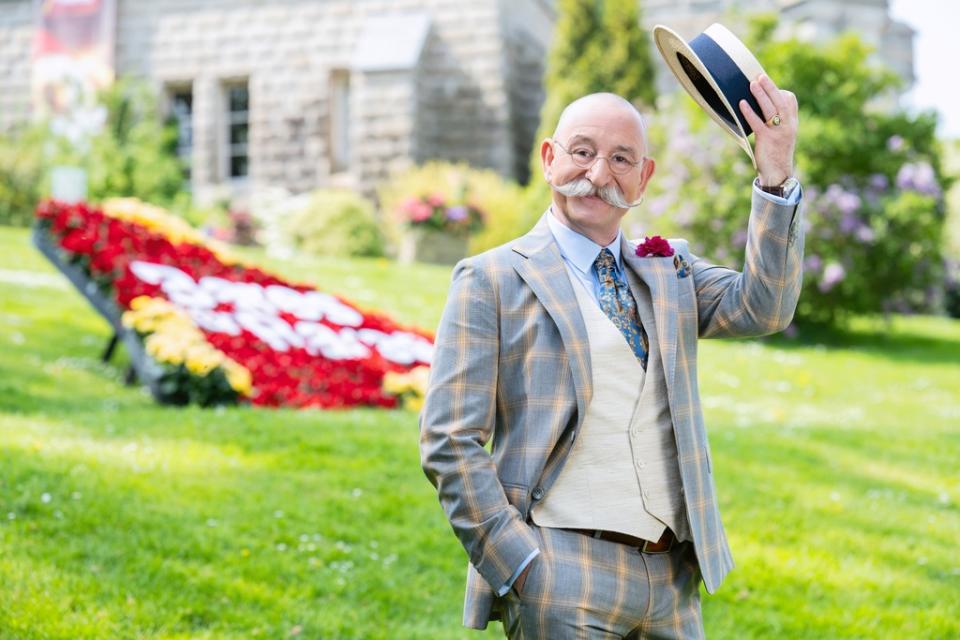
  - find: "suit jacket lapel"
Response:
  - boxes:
[512,214,593,428]
[621,236,679,402]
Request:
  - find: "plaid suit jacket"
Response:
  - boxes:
[420,190,804,629]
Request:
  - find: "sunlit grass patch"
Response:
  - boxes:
[0,225,958,638]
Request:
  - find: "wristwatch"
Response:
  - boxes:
[758,177,800,199]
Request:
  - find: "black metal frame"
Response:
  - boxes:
[32,225,167,400]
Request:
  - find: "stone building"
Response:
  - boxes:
[0,0,914,202]
[0,0,555,201]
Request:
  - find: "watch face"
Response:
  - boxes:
[782,178,800,198]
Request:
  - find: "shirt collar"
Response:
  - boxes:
[546,208,623,276]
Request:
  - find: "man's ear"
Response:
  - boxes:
[637,156,656,194]
[540,139,556,180]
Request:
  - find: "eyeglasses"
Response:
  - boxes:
[552,139,644,176]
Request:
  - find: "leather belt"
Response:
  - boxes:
[568,527,675,553]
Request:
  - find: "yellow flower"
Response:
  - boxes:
[382,371,409,395]
[129,295,153,311]
[382,365,431,412]
[403,395,424,413]
[409,365,430,393]
[102,197,238,263]
[127,294,249,398]
[145,333,184,365]
[185,356,215,376]
[224,361,253,396]
[183,344,223,376]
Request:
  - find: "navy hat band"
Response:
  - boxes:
[687,32,762,136]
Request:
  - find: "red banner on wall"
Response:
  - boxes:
[32,0,116,142]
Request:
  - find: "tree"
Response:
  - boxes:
[633,15,951,328]
[43,79,186,208]
[85,80,187,206]
[525,0,657,192]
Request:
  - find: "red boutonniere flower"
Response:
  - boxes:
[635,235,675,258]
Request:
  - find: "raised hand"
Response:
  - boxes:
[739,73,799,187]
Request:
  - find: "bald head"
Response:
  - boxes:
[553,93,648,152]
[539,91,657,245]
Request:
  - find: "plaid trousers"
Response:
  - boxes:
[500,524,704,639]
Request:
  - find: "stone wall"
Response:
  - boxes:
[0,1,33,134]
[0,0,554,201]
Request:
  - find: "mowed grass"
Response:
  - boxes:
[0,225,958,639]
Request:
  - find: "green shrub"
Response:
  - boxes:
[84,80,186,206]
[0,128,46,227]
[378,161,529,256]
[284,189,384,258]
[627,19,950,328]
[528,0,657,185]
[0,78,186,229]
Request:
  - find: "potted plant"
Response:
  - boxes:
[396,192,485,265]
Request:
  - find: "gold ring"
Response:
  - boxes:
[767,114,782,127]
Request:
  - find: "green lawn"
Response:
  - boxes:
[1,225,958,639]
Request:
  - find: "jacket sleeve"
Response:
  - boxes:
[691,187,805,339]
[419,258,539,592]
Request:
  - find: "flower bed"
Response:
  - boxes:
[396,193,485,236]
[394,191,486,265]
[34,198,433,408]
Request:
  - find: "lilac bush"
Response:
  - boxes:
[627,21,951,328]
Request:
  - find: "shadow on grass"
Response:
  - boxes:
[713,426,960,586]
[757,316,960,366]
[706,424,960,638]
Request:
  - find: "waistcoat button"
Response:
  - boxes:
[532,486,545,500]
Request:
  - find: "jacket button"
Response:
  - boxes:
[532,487,545,500]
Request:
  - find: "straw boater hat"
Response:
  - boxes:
[653,23,769,168]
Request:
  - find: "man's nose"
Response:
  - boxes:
[585,156,614,187]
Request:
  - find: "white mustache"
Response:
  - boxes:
[551,177,641,209]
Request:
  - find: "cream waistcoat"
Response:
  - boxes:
[530,267,690,542]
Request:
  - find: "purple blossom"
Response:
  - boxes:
[868,173,889,192]
[839,211,861,234]
[824,184,845,203]
[674,203,695,227]
[648,196,670,216]
[896,161,941,197]
[445,205,468,222]
[731,229,748,249]
[822,184,862,216]
[838,191,862,216]
[886,135,905,152]
[804,254,822,272]
[819,262,846,292]
[856,226,876,243]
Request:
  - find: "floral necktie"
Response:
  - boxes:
[594,248,649,369]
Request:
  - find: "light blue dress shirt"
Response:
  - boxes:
[546,209,627,305]
[497,181,802,596]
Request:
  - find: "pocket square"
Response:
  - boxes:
[674,254,691,278]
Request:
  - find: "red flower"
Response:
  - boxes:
[91,245,125,274]
[635,235,674,258]
[60,228,98,254]
[34,198,435,410]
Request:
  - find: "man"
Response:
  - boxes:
[420,76,803,638]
